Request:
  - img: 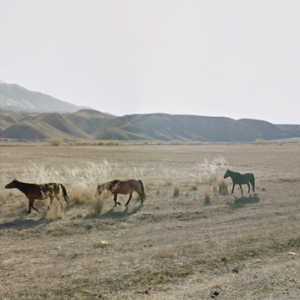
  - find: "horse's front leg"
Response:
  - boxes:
[231,183,235,194]
[125,192,133,206]
[113,194,121,206]
[27,198,32,214]
[29,198,39,213]
[239,184,243,196]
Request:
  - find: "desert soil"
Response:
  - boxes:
[1,143,300,300]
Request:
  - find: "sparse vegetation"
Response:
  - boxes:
[255,138,268,145]
[106,140,119,146]
[191,185,197,191]
[204,187,211,205]
[1,144,300,300]
[93,195,104,215]
[170,140,183,145]
[48,137,63,146]
[173,185,180,197]
[218,179,228,195]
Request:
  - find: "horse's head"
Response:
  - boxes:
[223,169,230,179]
[5,179,18,189]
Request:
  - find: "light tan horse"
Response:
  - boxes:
[97,179,146,207]
[5,179,69,214]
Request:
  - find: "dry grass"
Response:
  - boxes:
[48,137,63,146]
[218,179,228,195]
[204,187,211,205]
[173,185,180,197]
[1,144,300,300]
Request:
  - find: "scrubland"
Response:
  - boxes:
[1,143,300,299]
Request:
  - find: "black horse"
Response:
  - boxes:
[223,169,255,195]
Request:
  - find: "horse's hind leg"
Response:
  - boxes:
[252,177,255,192]
[139,191,144,204]
[48,196,54,210]
[239,184,244,196]
[247,182,250,193]
[125,192,133,207]
[55,194,63,209]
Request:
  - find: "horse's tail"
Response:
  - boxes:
[59,184,70,203]
[251,173,255,192]
[138,180,146,200]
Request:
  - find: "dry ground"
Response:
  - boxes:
[1,143,300,300]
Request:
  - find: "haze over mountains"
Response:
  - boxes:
[0,81,85,113]
[1,81,299,142]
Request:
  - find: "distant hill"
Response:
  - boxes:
[0,81,86,113]
[1,81,299,142]
[276,124,300,137]
[93,114,300,142]
[66,109,114,135]
[238,119,294,140]
[1,109,299,142]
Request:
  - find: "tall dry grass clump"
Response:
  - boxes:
[255,138,268,145]
[192,156,229,184]
[160,156,229,186]
[218,179,229,195]
[93,192,107,215]
[45,201,64,221]
[3,160,145,217]
[173,185,180,197]
[204,187,211,205]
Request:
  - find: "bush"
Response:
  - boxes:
[48,138,63,146]
[255,138,268,145]
[106,141,119,146]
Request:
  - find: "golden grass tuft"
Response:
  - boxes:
[93,194,106,215]
[70,187,91,206]
[45,201,64,221]
[173,185,180,197]
[204,187,211,205]
[218,179,228,195]
[255,138,268,145]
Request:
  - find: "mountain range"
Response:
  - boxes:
[1,81,299,142]
[0,80,85,113]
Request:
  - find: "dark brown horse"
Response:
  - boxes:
[97,179,146,207]
[5,179,69,214]
[224,169,255,195]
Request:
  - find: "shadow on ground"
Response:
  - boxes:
[85,203,144,220]
[229,194,260,208]
[0,216,43,230]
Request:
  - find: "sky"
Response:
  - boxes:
[0,0,300,124]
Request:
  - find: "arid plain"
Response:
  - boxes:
[1,143,300,300]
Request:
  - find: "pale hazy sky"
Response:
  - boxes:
[0,0,300,123]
